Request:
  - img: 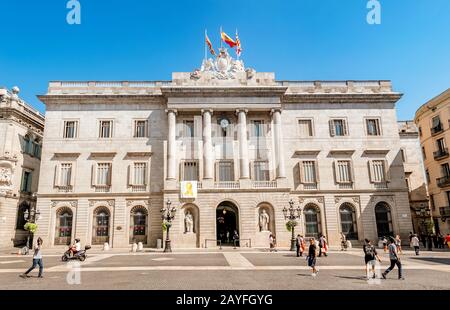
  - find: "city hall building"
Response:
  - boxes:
[35,49,413,248]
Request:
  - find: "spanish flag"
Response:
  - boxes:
[205,33,216,56]
[221,31,237,48]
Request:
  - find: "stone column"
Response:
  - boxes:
[166,109,177,180]
[202,109,213,180]
[236,109,250,179]
[272,109,286,179]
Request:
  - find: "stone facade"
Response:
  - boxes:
[0,87,44,248]
[414,89,450,235]
[36,51,413,248]
[398,121,430,234]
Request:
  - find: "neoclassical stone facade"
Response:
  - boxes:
[0,87,44,248]
[36,51,413,248]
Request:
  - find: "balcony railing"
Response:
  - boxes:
[57,185,73,193]
[437,176,450,188]
[440,207,450,218]
[374,182,388,189]
[214,181,240,189]
[251,181,277,188]
[433,148,449,160]
[131,185,147,192]
[431,124,444,135]
[94,185,111,193]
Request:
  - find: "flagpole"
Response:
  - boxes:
[204,29,207,61]
[220,26,223,49]
[236,28,239,60]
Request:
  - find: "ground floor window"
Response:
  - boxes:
[54,207,73,245]
[339,203,358,240]
[129,206,148,244]
[92,207,110,245]
[304,204,321,239]
[375,202,393,238]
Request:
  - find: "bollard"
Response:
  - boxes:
[131,243,137,253]
[137,242,144,252]
[103,242,110,251]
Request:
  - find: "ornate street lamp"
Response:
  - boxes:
[415,207,431,234]
[23,202,41,250]
[283,199,302,251]
[161,199,177,253]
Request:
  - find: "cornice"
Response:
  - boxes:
[282,93,403,104]
[160,86,288,98]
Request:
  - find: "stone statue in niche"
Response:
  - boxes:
[0,167,12,186]
[259,209,270,232]
[185,210,194,233]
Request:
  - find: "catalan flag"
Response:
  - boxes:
[221,31,237,48]
[205,32,216,56]
[236,31,242,57]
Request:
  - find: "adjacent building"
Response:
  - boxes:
[398,121,430,234]
[415,89,450,235]
[35,50,413,248]
[0,87,44,248]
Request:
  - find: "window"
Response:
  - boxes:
[134,120,148,138]
[442,163,450,178]
[252,120,264,137]
[437,138,446,152]
[33,142,41,159]
[422,147,426,160]
[339,203,358,240]
[405,177,410,191]
[99,120,113,138]
[21,171,32,192]
[92,208,110,245]
[335,161,352,183]
[425,169,430,183]
[253,161,269,181]
[419,126,422,136]
[375,202,393,238]
[300,161,318,184]
[298,119,313,137]
[369,160,388,183]
[366,118,381,136]
[55,208,73,245]
[217,161,234,181]
[431,115,442,134]
[183,120,195,138]
[400,149,406,163]
[304,205,321,239]
[59,163,73,187]
[430,194,435,211]
[329,119,348,137]
[16,202,30,230]
[96,163,112,186]
[64,121,78,138]
[130,206,148,244]
[133,163,147,185]
[182,161,198,181]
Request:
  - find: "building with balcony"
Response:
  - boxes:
[0,87,44,248]
[35,50,413,248]
[415,88,450,235]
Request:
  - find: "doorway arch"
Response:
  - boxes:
[216,201,239,246]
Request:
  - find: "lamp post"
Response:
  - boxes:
[283,199,302,251]
[161,199,176,253]
[24,202,41,250]
[415,207,431,235]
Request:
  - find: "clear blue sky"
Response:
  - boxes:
[0,0,449,120]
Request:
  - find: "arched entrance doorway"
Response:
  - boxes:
[216,201,239,246]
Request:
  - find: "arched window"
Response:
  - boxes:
[55,208,73,245]
[375,202,393,238]
[339,203,358,240]
[16,202,30,230]
[129,206,148,244]
[304,204,321,239]
[92,207,110,245]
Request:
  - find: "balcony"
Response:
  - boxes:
[131,185,147,192]
[94,185,111,193]
[251,181,277,188]
[437,176,450,188]
[214,181,240,189]
[440,207,450,218]
[57,185,73,193]
[433,148,449,160]
[431,124,444,135]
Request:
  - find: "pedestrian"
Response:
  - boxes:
[318,235,328,257]
[269,234,275,252]
[427,234,433,251]
[382,236,388,253]
[232,230,239,247]
[437,233,444,249]
[296,234,304,257]
[446,234,450,249]
[321,235,328,257]
[340,232,347,251]
[307,238,319,276]
[411,234,420,255]
[20,237,44,279]
[395,234,402,254]
[363,239,382,280]
[382,237,404,280]
[432,234,439,248]
[420,233,427,248]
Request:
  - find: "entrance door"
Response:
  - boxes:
[216,202,239,246]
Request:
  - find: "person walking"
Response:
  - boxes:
[307,238,319,276]
[363,239,381,280]
[232,230,239,247]
[382,237,404,280]
[269,234,276,252]
[340,232,347,251]
[318,235,328,257]
[20,237,44,279]
[446,234,450,249]
[411,234,420,255]
[427,234,433,251]
[296,234,304,257]
[382,236,388,253]
[395,235,402,254]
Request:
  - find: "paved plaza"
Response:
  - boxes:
[0,247,449,290]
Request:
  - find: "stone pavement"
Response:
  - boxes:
[0,248,449,290]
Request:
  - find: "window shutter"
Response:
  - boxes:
[144,163,148,186]
[108,164,112,186]
[194,116,202,138]
[127,164,133,186]
[27,173,32,192]
[54,164,61,187]
[349,161,355,182]
[299,161,305,183]
[19,135,26,152]
[343,120,348,136]
[384,159,391,182]
[314,160,320,183]
[70,164,75,187]
[91,164,97,186]
[333,161,338,183]
[329,120,335,137]
[368,160,374,183]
